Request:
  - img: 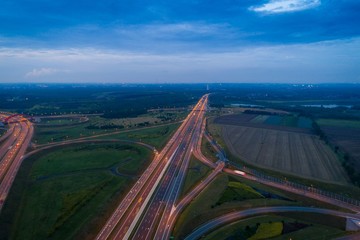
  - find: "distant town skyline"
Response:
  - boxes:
[1,0,359,83]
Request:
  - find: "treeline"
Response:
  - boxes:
[312,120,360,186]
[86,124,124,130]
[243,110,281,116]
[0,84,207,118]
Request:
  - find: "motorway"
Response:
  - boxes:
[134,96,209,240]
[96,95,209,240]
[0,115,33,210]
[184,206,360,240]
[1,98,359,239]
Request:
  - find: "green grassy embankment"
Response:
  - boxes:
[200,136,219,163]
[180,156,212,198]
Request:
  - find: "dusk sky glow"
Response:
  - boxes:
[1,0,359,83]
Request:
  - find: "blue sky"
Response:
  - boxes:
[0,0,359,83]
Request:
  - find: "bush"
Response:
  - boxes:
[248,222,283,240]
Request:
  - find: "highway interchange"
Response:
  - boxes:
[1,96,360,239]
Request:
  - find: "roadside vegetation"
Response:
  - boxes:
[180,156,212,198]
[200,136,219,163]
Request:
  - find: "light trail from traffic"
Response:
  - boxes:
[0,116,34,210]
[96,95,209,240]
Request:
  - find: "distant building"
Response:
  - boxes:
[33,117,41,123]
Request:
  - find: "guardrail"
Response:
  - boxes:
[228,161,360,207]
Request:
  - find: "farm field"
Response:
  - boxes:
[317,119,360,185]
[215,114,348,184]
[317,119,360,166]
[214,113,312,134]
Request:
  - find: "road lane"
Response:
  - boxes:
[132,95,209,240]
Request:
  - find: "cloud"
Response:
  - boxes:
[114,22,230,40]
[25,68,69,78]
[250,0,321,14]
[0,37,358,83]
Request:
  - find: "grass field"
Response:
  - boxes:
[180,156,212,198]
[37,117,85,126]
[217,181,264,204]
[94,122,180,149]
[263,115,312,128]
[317,119,360,129]
[83,111,187,129]
[0,143,152,240]
[33,117,113,144]
[220,124,348,184]
[200,136,219,163]
[214,113,312,134]
[34,115,182,145]
[248,221,283,240]
[202,215,346,240]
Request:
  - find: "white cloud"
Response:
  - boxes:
[25,68,69,78]
[250,0,321,14]
[114,22,229,39]
[0,37,359,83]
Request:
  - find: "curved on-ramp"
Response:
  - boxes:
[184,206,360,240]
